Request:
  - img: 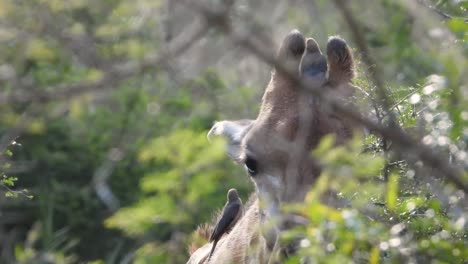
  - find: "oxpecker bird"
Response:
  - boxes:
[208,188,243,260]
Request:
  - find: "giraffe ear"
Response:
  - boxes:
[207,119,254,161]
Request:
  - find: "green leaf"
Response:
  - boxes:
[5,149,12,156]
[313,134,336,157]
[26,38,57,61]
[386,173,399,211]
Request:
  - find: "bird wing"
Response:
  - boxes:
[209,202,241,242]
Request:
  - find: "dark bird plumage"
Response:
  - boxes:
[208,188,243,261]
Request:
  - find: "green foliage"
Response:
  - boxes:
[284,131,467,263]
[1,142,32,199]
[280,39,467,262]
[0,0,466,263]
[106,130,251,262]
[279,2,468,260]
[14,223,77,264]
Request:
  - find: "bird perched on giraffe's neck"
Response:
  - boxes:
[208,188,243,261]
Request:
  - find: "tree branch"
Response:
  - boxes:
[177,0,467,193]
[0,21,209,105]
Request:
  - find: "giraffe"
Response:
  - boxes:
[188,29,357,264]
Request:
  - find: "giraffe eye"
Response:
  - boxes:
[244,156,258,176]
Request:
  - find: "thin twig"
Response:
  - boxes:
[331,0,396,124]
[416,0,452,20]
[0,182,32,199]
[383,86,424,118]
[0,21,209,105]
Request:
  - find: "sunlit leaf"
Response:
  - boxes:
[386,173,399,211]
[26,39,57,61]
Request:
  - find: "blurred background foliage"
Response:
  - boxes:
[0,0,466,263]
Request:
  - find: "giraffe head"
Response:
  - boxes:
[208,29,356,245]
